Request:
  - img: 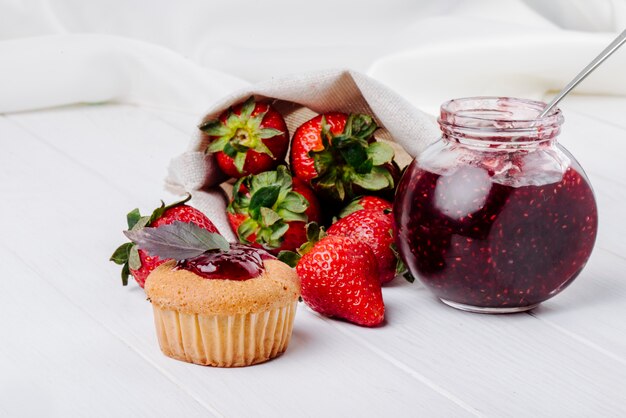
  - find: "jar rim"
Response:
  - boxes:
[439,96,563,129]
[438,97,563,146]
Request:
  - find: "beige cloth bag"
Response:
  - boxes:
[166,69,439,240]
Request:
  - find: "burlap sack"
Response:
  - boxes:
[166,69,440,240]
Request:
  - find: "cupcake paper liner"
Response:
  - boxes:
[152,302,298,367]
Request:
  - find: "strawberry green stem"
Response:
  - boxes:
[229,166,309,249]
[200,97,284,174]
[309,114,395,202]
[277,222,325,267]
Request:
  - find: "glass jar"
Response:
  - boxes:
[393,97,598,313]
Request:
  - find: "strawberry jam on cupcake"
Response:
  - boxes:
[125,221,300,367]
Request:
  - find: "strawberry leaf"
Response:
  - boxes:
[223,141,237,158]
[252,139,275,158]
[270,223,289,242]
[201,98,283,163]
[257,227,271,244]
[258,128,284,139]
[110,242,133,265]
[131,216,151,231]
[237,218,259,241]
[233,152,247,174]
[355,114,377,138]
[207,135,231,154]
[260,207,281,226]
[306,222,326,244]
[247,112,266,131]
[146,194,192,227]
[124,221,229,260]
[275,165,292,184]
[338,199,365,218]
[225,111,240,128]
[310,147,335,172]
[390,241,412,282]
[319,116,332,148]
[278,191,308,213]
[250,170,278,190]
[339,143,368,170]
[367,142,394,165]
[277,250,301,268]
[293,222,326,257]
[229,165,313,250]
[121,263,130,286]
[239,96,256,120]
[335,178,346,201]
[126,209,141,229]
[352,167,392,191]
[199,120,229,136]
[308,113,397,203]
[249,185,281,217]
[355,158,374,175]
[128,245,142,270]
[277,209,308,223]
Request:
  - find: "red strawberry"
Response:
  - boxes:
[228,165,321,254]
[110,195,219,288]
[200,96,288,178]
[327,209,397,284]
[338,195,392,218]
[296,234,385,327]
[290,112,398,203]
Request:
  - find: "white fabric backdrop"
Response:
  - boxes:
[1,0,625,115]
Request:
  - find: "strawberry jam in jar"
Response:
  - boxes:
[394,97,598,313]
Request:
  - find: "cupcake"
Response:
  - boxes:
[125,221,300,367]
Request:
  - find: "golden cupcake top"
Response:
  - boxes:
[122,221,300,315]
[145,258,300,316]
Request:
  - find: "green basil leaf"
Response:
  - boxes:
[124,221,229,260]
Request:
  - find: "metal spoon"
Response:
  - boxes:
[539,28,626,118]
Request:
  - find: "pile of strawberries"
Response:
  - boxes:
[112,97,411,327]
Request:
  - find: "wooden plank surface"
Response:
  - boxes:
[1,96,626,417]
[0,108,473,417]
[0,247,217,418]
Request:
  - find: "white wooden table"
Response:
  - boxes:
[1,96,625,417]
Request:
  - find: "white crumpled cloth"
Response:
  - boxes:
[1,0,626,234]
[2,0,626,114]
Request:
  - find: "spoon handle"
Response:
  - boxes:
[539,29,626,118]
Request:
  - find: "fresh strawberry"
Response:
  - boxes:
[295,234,385,327]
[228,165,321,254]
[338,195,392,218]
[328,209,397,284]
[200,96,288,178]
[110,195,219,288]
[290,112,398,204]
